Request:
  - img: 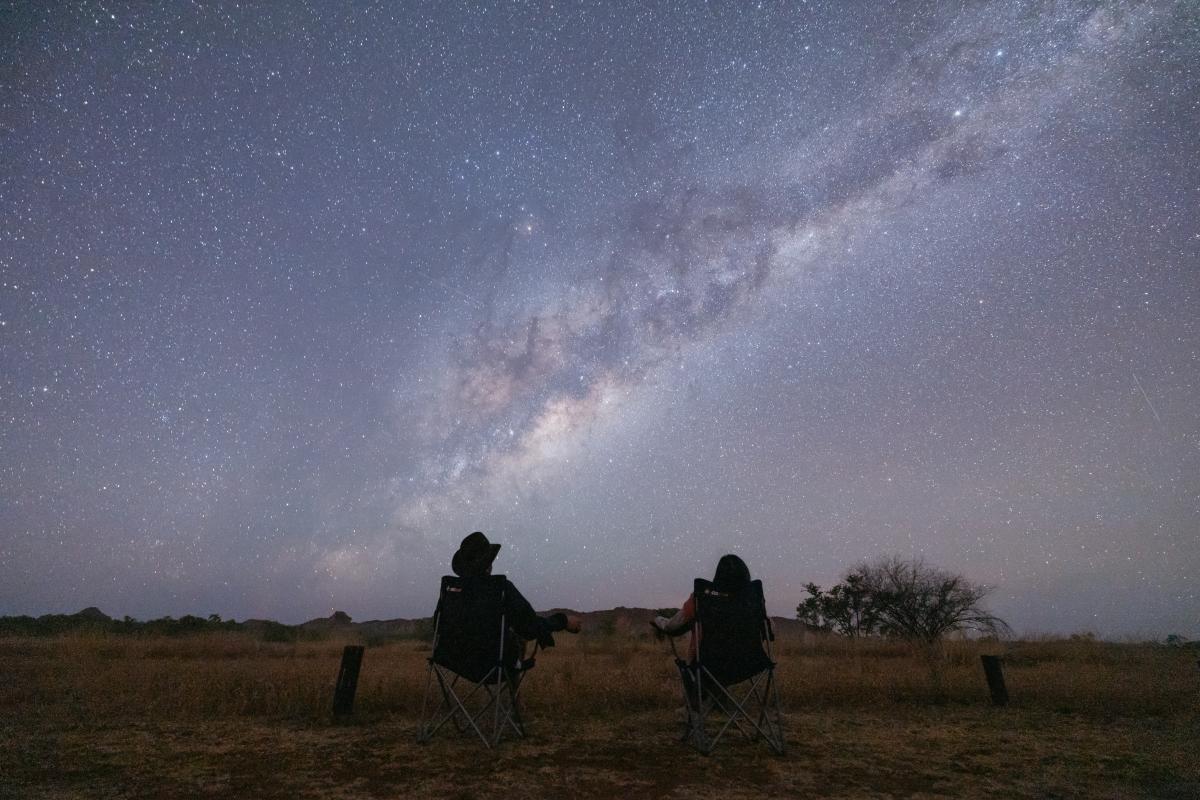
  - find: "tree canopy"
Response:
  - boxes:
[797,555,1009,643]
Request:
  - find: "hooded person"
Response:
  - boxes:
[446,531,581,653]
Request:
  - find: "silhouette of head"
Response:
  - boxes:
[451,531,501,577]
[712,553,751,592]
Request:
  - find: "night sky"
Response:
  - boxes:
[2,1,1197,637]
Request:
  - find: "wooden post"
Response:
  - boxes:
[980,654,1008,706]
[333,645,365,717]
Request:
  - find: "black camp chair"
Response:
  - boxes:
[671,578,785,755]
[416,575,537,748]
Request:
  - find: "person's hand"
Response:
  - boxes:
[565,615,582,634]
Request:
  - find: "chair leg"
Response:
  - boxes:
[417,662,436,743]
[480,679,519,747]
[420,667,505,748]
[446,676,472,734]
[418,665,538,751]
[687,668,786,756]
[690,671,714,754]
[492,682,506,748]
[417,671,436,743]
[682,704,709,752]
[766,671,786,755]
[418,665,464,743]
[675,663,784,756]
[504,677,527,737]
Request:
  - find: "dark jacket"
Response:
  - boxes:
[501,578,568,649]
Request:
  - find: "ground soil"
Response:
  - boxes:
[3,706,1197,799]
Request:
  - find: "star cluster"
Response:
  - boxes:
[2,1,1197,635]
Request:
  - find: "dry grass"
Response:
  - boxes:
[1,632,1198,798]
[3,632,1192,720]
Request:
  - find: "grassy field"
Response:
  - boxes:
[1,632,1197,799]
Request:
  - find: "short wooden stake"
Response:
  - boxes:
[980,654,1008,706]
[333,645,365,717]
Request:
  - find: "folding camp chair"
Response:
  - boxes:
[672,578,785,755]
[416,575,538,748]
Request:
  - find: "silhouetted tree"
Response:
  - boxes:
[798,557,1008,643]
[796,574,879,637]
[854,555,1009,643]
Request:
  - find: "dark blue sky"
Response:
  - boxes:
[2,1,1197,636]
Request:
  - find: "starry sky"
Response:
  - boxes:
[2,1,1198,637]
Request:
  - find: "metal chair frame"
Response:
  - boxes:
[416,577,538,749]
[670,580,786,755]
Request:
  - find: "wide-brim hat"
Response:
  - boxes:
[451,531,501,577]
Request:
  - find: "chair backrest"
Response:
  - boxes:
[693,578,774,684]
[431,574,509,683]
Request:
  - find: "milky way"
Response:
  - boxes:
[2,1,1198,635]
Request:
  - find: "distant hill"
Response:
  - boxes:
[75,606,112,622]
[298,611,427,640]
[0,606,822,641]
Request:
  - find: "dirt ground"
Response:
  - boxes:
[3,635,1197,798]
[3,706,1197,800]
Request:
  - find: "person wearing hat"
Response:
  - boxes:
[652,553,752,662]
[450,531,581,650]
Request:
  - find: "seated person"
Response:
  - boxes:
[447,531,581,660]
[652,553,752,663]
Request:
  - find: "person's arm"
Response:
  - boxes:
[503,579,564,648]
[653,594,695,636]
